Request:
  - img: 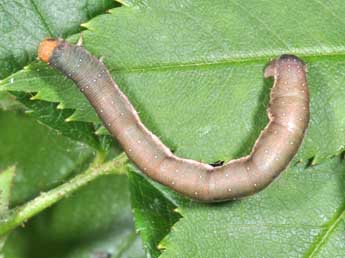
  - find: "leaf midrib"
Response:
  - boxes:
[29,0,54,37]
[1,47,344,88]
[109,50,345,74]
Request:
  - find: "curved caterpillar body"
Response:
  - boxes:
[38,39,309,202]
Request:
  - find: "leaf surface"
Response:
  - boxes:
[128,170,180,258]
[3,175,145,258]
[0,167,15,215]
[0,166,15,257]
[0,0,118,79]
[2,1,345,163]
[131,157,345,258]
[2,1,345,257]
[0,111,93,206]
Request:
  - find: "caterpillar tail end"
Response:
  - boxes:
[38,38,59,63]
[264,59,277,79]
[264,54,307,78]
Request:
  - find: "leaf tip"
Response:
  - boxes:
[65,112,79,122]
[30,93,39,100]
[80,22,90,29]
[173,207,181,214]
[157,242,166,250]
[56,103,65,109]
[65,117,73,122]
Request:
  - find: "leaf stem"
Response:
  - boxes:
[0,153,128,236]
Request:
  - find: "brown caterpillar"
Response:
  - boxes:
[37,39,309,202]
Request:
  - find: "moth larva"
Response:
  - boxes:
[38,39,309,202]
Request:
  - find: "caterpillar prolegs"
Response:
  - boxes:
[38,39,309,202]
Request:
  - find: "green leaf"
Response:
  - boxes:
[0,111,94,206]
[0,0,118,79]
[3,175,145,258]
[0,167,15,215]
[0,111,143,257]
[0,166,15,257]
[2,1,345,163]
[0,236,6,258]
[4,224,144,258]
[153,157,345,258]
[0,0,120,148]
[13,91,102,150]
[0,92,25,111]
[2,1,345,257]
[128,169,180,258]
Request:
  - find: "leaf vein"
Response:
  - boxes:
[305,204,345,258]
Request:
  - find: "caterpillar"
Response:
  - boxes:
[37,39,309,202]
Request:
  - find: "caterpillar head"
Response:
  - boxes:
[38,38,62,63]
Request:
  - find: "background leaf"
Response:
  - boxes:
[128,170,180,258]
[0,111,93,206]
[0,166,15,257]
[0,0,121,148]
[13,92,102,150]
[0,109,145,257]
[0,92,24,111]
[0,0,118,79]
[3,0,345,163]
[0,166,15,214]
[1,0,345,257]
[3,175,145,258]
[0,1,145,257]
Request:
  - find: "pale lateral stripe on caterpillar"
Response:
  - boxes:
[37,39,309,202]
